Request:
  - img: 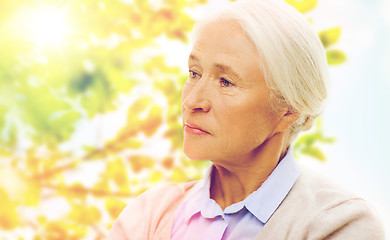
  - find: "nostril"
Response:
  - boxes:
[183,102,210,113]
[182,83,211,113]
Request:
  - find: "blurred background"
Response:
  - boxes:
[0,0,389,239]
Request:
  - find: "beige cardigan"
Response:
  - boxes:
[109,168,385,239]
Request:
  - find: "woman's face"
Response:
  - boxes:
[181,19,285,165]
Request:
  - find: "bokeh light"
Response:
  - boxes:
[8,5,71,50]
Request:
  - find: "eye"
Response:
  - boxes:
[220,78,233,87]
[189,70,200,79]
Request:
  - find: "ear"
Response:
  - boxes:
[273,108,301,134]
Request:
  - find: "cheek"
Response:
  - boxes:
[214,105,255,144]
[222,103,276,141]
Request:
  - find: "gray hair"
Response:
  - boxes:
[192,0,329,140]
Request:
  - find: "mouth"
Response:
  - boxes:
[184,121,210,135]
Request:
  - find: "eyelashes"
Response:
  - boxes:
[220,78,233,87]
[188,70,234,87]
[189,70,200,79]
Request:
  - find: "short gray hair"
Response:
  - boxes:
[192,0,329,139]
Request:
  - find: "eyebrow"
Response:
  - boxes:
[188,53,243,81]
[188,54,199,63]
[214,64,242,81]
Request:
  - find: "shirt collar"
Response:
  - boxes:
[184,165,218,221]
[184,148,300,223]
[245,148,300,223]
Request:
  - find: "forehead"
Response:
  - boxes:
[190,19,260,66]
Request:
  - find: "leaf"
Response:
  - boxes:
[128,97,153,121]
[162,157,174,169]
[129,155,155,173]
[0,104,6,132]
[301,146,326,161]
[327,49,347,65]
[69,72,94,94]
[104,138,143,154]
[0,148,12,157]
[69,204,101,225]
[106,67,136,93]
[319,27,341,48]
[285,0,317,13]
[149,170,163,183]
[315,117,323,128]
[37,216,47,225]
[92,180,110,198]
[165,122,183,150]
[319,136,336,143]
[293,132,319,148]
[105,198,126,219]
[170,167,187,182]
[6,123,18,148]
[293,118,336,161]
[65,182,88,200]
[106,158,128,187]
[19,85,78,144]
[79,73,116,117]
[45,219,86,239]
[24,180,41,206]
[140,106,163,136]
[50,110,81,142]
[0,188,19,230]
[0,167,41,206]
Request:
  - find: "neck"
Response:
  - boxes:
[210,132,289,210]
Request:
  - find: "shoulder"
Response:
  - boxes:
[293,167,356,203]
[297,168,385,239]
[259,168,385,239]
[108,181,198,240]
[130,181,197,208]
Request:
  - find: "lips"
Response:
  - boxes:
[184,121,210,135]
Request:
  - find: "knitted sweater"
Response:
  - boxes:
[108,168,385,240]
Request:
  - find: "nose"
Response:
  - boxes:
[182,78,211,113]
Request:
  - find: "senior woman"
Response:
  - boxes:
[109,0,384,239]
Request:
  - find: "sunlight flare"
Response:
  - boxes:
[9,5,71,49]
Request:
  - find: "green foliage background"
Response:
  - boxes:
[0,0,343,238]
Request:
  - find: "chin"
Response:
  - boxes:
[183,149,205,160]
[183,143,209,160]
